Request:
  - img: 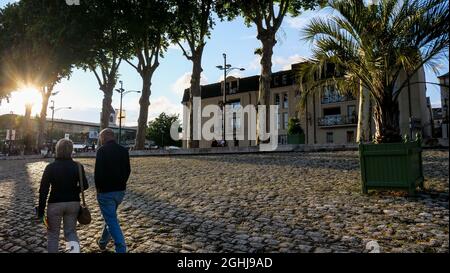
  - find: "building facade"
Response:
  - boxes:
[0,114,137,147]
[439,72,449,139]
[181,63,431,149]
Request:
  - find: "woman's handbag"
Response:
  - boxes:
[77,162,91,225]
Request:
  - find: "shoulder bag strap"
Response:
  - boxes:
[77,162,86,207]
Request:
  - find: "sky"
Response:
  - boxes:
[0,0,448,127]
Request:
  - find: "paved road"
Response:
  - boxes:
[0,151,448,253]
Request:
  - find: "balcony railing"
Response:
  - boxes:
[321,94,355,104]
[318,115,358,127]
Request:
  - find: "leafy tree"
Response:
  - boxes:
[77,0,130,130]
[299,0,449,143]
[170,0,216,148]
[0,3,22,104]
[218,0,324,143]
[122,0,172,150]
[0,1,90,149]
[146,113,182,147]
[19,0,91,149]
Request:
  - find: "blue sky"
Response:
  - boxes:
[0,0,448,126]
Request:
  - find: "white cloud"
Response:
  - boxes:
[217,71,244,82]
[168,42,183,51]
[273,54,307,70]
[286,9,325,30]
[248,55,262,72]
[171,72,208,96]
[148,96,183,122]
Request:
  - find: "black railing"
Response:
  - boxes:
[318,115,358,127]
[321,94,355,104]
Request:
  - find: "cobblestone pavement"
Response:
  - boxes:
[0,151,448,253]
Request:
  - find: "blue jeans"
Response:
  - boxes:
[97,191,126,253]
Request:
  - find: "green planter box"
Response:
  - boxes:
[287,134,305,144]
[359,140,424,195]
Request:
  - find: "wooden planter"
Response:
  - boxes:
[287,134,305,144]
[359,139,424,195]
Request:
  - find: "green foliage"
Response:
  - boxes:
[287,117,304,135]
[146,113,182,147]
[299,0,449,143]
[217,0,324,28]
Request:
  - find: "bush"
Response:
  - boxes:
[287,117,303,135]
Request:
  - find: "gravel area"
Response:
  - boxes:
[0,150,448,253]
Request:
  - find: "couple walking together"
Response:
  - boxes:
[37,128,131,253]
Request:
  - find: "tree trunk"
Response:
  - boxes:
[373,95,402,143]
[356,84,370,143]
[23,104,33,155]
[187,50,203,149]
[257,34,276,144]
[100,83,115,130]
[36,85,53,150]
[135,69,153,150]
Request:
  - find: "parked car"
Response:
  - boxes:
[165,146,181,150]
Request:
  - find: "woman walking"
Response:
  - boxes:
[37,138,89,253]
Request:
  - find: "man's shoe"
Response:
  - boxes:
[97,240,107,252]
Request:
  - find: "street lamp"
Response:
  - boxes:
[49,100,72,147]
[115,80,141,145]
[216,53,245,144]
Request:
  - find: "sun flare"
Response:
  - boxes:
[4,86,44,115]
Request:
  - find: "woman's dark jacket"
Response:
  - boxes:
[38,158,89,217]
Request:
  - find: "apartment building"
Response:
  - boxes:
[439,72,449,139]
[181,62,430,148]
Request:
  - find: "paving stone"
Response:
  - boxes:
[0,151,448,253]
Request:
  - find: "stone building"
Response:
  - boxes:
[181,62,431,148]
[438,72,449,140]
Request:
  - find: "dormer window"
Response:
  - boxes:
[282,75,288,85]
[273,76,279,86]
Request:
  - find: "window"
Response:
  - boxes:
[273,76,279,86]
[230,101,241,130]
[347,105,356,117]
[277,113,281,129]
[275,94,280,105]
[323,107,341,116]
[326,132,334,143]
[347,105,357,123]
[282,75,288,85]
[347,131,355,143]
[283,112,289,129]
[283,93,289,109]
[278,135,288,145]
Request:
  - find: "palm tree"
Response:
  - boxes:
[298,0,449,143]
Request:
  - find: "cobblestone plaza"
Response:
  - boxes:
[0,151,448,253]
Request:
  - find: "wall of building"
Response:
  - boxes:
[183,67,430,148]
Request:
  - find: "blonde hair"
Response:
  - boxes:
[55,139,73,159]
[99,128,115,145]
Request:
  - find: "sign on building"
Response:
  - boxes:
[65,133,70,140]
[89,131,99,139]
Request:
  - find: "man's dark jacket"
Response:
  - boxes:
[95,140,131,193]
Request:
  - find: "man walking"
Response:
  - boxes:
[95,128,131,253]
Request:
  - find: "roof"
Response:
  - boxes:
[181,67,298,104]
[0,114,136,131]
[49,118,137,130]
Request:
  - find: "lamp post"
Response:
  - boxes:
[115,80,141,145]
[216,53,245,144]
[49,100,72,148]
